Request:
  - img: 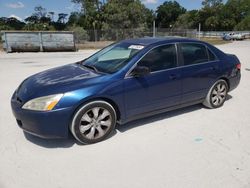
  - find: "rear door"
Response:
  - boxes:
[178,42,220,103]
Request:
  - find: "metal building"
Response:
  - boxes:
[1,31,76,52]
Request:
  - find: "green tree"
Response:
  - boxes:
[144,8,155,29]
[224,0,250,26]
[68,26,89,42]
[71,0,104,32]
[34,6,47,18]
[235,14,250,30]
[174,10,199,29]
[25,15,39,24]
[199,0,224,30]
[0,17,13,30]
[48,12,55,22]
[58,13,68,23]
[100,0,152,40]
[25,6,51,24]
[202,0,223,7]
[67,12,81,26]
[156,1,186,28]
[5,17,25,30]
[71,0,102,15]
[102,0,149,29]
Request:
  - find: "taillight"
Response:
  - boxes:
[236,63,241,70]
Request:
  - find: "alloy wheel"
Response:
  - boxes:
[71,101,117,144]
[79,107,112,140]
[211,82,227,106]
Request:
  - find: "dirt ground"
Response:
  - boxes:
[0,41,250,188]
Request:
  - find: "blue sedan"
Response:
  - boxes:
[11,38,241,144]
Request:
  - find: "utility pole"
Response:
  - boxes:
[153,20,156,37]
[198,23,201,40]
[153,10,156,38]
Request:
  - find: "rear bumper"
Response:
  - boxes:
[228,72,241,92]
[11,96,73,139]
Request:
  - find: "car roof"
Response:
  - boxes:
[122,37,202,47]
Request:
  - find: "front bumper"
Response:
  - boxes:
[11,94,74,139]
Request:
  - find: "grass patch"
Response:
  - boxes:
[199,37,231,45]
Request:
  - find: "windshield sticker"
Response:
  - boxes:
[128,45,145,50]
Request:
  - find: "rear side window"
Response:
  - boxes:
[180,43,209,65]
[207,48,217,61]
[138,44,177,72]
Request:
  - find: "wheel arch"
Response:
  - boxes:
[218,77,230,90]
[70,98,119,144]
[73,97,121,122]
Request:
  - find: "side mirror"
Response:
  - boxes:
[131,66,150,77]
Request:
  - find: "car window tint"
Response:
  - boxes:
[207,48,217,61]
[138,44,177,72]
[98,47,132,61]
[180,43,209,65]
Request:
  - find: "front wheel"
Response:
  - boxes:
[203,80,228,109]
[70,101,117,144]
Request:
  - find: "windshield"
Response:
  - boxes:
[81,42,145,74]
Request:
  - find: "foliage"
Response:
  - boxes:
[156,1,186,28]
[68,26,89,42]
[33,6,47,18]
[58,13,69,23]
[174,10,200,29]
[0,17,25,30]
[234,14,250,30]
[1,0,250,41]
[102,0,149,29]
[23,23,55,31]
[23,6,67,31]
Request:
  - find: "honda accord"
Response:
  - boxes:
[11,38,241,144]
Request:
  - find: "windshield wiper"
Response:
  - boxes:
[81,64,99,73]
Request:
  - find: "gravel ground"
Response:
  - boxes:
[0,41,250,188]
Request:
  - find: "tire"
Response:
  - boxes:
[70,101,117,144]
[203,79,228,109]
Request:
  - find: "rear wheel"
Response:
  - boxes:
[203,79,228,109]
[70,101,117,144]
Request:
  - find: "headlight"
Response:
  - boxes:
[22,94,64,111]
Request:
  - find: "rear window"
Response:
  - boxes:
[180,43,209,65]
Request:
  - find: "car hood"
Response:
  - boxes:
[16,63,106,102]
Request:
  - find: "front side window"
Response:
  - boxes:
[137,44,177,72]
[82,43,144,74]
[180,43,209,65]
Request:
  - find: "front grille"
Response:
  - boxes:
[16,97,23,104]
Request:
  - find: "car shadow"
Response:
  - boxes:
[117,104,203,133]
[74,130,118,146]
[23,132,75,148]
[226,94,232,101]
[24,94,233,147]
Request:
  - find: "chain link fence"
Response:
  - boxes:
[1,28,250,51]
[74,28,198,49]
[76,28,198,41]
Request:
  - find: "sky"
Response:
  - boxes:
[0,0,209,21]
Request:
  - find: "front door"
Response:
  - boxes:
[124,44,182,119]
